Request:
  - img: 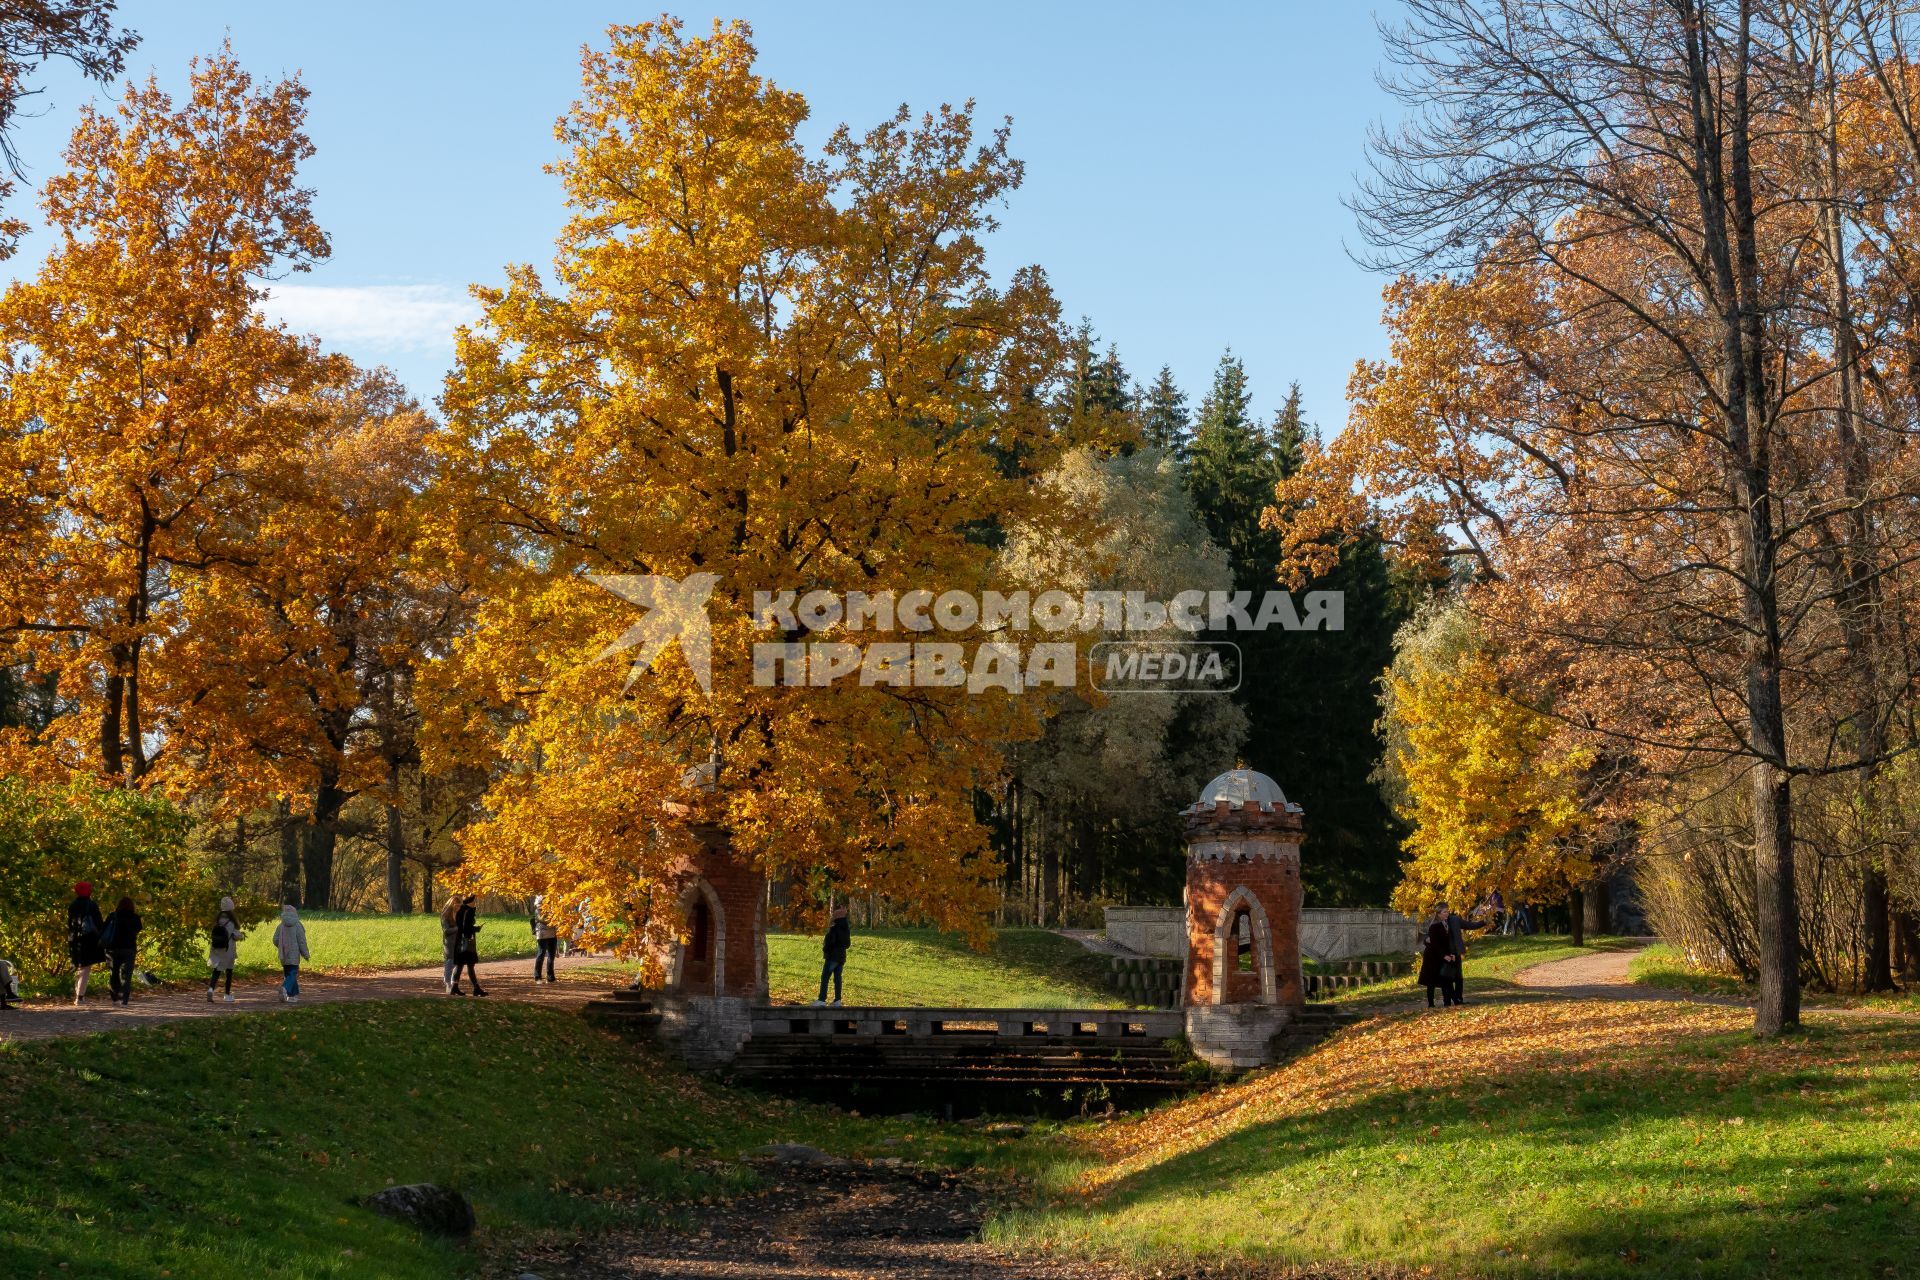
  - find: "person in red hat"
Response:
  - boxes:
[67,882,106,1005]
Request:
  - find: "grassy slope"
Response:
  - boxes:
[1629,943,1920,1014]
[985,1001,1920,1280]
[1628,942,1751,997]
[0,1001,896,1280]
[763,927,1121,1007]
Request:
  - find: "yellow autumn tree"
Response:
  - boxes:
[1380,600,1593,917]
[169,367,451,907]
[427,19,1092,963]
[0,48,340,790]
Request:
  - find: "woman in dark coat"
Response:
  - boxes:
[454,895,488,997]
[67,882,107,1005]
[1418,904,1455,1009]
[103,896,142,1007]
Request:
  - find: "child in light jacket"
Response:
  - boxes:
[272,904,310,1003]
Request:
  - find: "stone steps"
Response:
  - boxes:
[581,990,664,1030]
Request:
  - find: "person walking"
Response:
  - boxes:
[272,904,309,1003]
[1445,903,1470,1006]
[1418,904,1453,1009]
[453,894,487,996]
[102,896,142,1006]
[440,896,464,995]
[812,905,851,1007]
[207,897,242,1003]
[530,896,559,984]
[67,882,107,1005]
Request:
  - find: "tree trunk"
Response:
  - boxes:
[1583,879,1611,939]
[1864,867,1894,992]
[385,804,409,913]
[385,760,409,913]
[231,813,248,888]
[301,771,347,911]
[99,666,124,777]
[1569,887,1586,947]
[1712,6,1800,1037]
[277,797,301,905]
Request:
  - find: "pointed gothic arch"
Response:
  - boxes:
[1210,884,1277,1005]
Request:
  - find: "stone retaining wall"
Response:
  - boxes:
[1105,905,1419,963]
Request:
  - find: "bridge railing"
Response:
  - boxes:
[752,1005,1186,1043]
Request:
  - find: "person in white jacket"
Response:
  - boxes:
[271,904,310,1003]
[207,896,243,1003]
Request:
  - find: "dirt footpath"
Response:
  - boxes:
[499,1163,1135,1280]
[0,953,604,1042]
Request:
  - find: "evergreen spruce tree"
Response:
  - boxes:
[1138,364,1190,456]
[1272,380,1312,477]
[1059,319,1136,447]
[1181,361,1412,905]
[1185,350,1281,573]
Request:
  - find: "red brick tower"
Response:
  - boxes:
[663,825,767,999]
[1181,769,1306,1010]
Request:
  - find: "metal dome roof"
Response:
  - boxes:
[1194,768,1289,811]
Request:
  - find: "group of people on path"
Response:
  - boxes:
[63,884,312,1007]
[1418,902,1470,1008]
[48,885,851,1011]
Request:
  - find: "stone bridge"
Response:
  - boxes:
[606,768,1355,1103]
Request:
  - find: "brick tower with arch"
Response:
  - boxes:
[1180,768,1307,1067]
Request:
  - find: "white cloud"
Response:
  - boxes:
[259,283,479,354]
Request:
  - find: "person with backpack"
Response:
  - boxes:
[102,896,142,1007]
[530,896,560,984]
[207,897,243,1002]
[812,904,851,1007]
[272,904,309,1003]
[66,882,107,1005]
[453,894,487,996]
[0,957,19,1010]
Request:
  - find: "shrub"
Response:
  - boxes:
[0,778,212,979]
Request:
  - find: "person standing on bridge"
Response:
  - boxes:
[813,904,851,1007]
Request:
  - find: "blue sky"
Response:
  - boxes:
[4,2,1399,434]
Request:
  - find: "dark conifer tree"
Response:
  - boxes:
[1138,364,1190,456]
[1182,361,1412,905]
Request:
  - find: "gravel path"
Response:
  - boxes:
[1512,944,1737,1003]
[0,952,606,1041]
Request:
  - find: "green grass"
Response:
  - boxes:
[195,911,534,981]
[983,1001,1920,1280]
[764,927,1123,1007]
[0,1000,896,1280]
[1630,942,1750,997]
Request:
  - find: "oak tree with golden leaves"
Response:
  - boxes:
[0,49,339,793]
[428,19,1096,968]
